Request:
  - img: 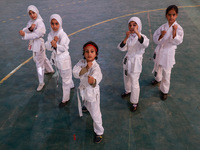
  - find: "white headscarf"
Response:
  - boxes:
[128,17,142,33]
[50,14,63,35]
[27,5,43,23]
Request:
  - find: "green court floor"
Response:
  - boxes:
[0,0,200,149]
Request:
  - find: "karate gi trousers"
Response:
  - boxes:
[84,93,104,136]
[155,65,171,94]
[33,48,54,84]
[124,71,140,104]
[59,68,74,103]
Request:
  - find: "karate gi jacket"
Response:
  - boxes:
[118,34,149,74]
[73,59,102,116]
[152,21,184,72]
[45,29,71,70]
[22,19,46,52]
[73,59,102,102]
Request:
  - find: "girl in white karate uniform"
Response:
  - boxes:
[19,5,54,91]
[152,5,184,100]
[117,17,149,111]
[73,41,104,143]
[45,14,74,107]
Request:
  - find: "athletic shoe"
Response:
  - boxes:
[121,92,131,98]
[133,104,138,112]
[37,83,45,92]
[59,100,69,108]
[82,106,88,112]
[151,79,160,86]
[161,92,168,100]
[95,135,103,143]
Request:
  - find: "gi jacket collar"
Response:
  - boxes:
[83,59,97,70]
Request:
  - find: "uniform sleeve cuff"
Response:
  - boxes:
[120,41,126,48]
[138,36,144,44]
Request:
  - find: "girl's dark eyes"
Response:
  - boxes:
[51,23,59,25]
[168,14,176,16]
[29,12,35,15]
[129,24,136,27]
[85,50,94,53]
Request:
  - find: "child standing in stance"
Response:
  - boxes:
[117,17,149,111]
[45,14,74,107]
[73,41,104,143]
[19,5,54,91]
[152,5,184,100]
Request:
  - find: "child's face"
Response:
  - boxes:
[128,21,138,33]
[29,10,37,20]
[51,19,60,32]
[166,9,178,26]
[84,45,97,62]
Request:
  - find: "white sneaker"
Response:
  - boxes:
[37,83,45,92]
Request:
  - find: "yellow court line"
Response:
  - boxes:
[1,5,200,84]
[0,57,33,84]
[68,8,168,37]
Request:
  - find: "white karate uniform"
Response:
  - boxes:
[117,17,149,105]
[152,21,184,94]
[45,14,74,102]
[22,5,54,84]
[73,59,104,136]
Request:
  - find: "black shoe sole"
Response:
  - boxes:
[59,101,69,108]
[121,92,131,98]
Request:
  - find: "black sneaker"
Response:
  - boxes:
[82,106,88,112]
[121,92,131,98]
[71,86,75,89]
[44,71,55,75]
[132,103,138,112]
[59,101,69,108]
[161,92,168,100]
[95,135,103,143]
[151,79,160,86]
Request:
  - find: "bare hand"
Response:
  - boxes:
[158,30,166,40]
[133,26,139,34]
[29,24,36,31]
[172,24,178,31]
[51,40,57,49]
[125,31,131,39]
[54,36,59,42]
[88,76,95,85]
[133,26,142,39]
[86,62,93,70]
[19,30,25,36]
[123,31,131,44]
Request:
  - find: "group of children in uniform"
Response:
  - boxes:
[19,4,184,143]
[118,5,184,111]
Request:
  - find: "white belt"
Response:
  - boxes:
[77,86,84,117]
